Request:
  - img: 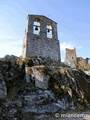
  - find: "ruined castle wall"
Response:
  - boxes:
[77,57,85,67]
[64,48,77,68]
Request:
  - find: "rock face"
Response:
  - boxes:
[4,55,18,60]
[25,66,50,89]
[0,72,7,99]
[0,56,90,120]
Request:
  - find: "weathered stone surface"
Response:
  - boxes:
[64,47,77,68]
[25,66,50,89]
[22,90,58,114]
[0,72,7,99]
[0,56,90,120]
[22,15,61,62]
[0,103,22,120]
[25,67,30,83]
[4,55,18,60]
[24,90,55,106]
[24,103,60,114]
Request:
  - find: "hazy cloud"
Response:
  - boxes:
[0,39,22,57]
[20,9,28,15]
[60,42,75,51]
[60,42,83,62]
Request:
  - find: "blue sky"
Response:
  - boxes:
[0,0,90,61]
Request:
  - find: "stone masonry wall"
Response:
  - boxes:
[64,48,77,68]
[26,35,60,61]
[22,15,61,62]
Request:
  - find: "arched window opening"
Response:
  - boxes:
[47,23,52,38]
[33,18,40,35]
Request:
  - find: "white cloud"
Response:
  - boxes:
[0,35,20,40]
[60,42,83,62]
[77,45,83,49]
[60,42,75,51]
[0,40,22,57]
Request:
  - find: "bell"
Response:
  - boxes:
[35,26,38,31]
[47,29,50,32]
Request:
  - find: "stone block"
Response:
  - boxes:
[25,66,50,89]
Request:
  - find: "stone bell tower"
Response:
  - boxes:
[22,14,61,62]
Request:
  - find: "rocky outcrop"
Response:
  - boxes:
[0,72,7,99]
[4,55,19,60]
[25,66,50,89]
[0,56,90,120]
